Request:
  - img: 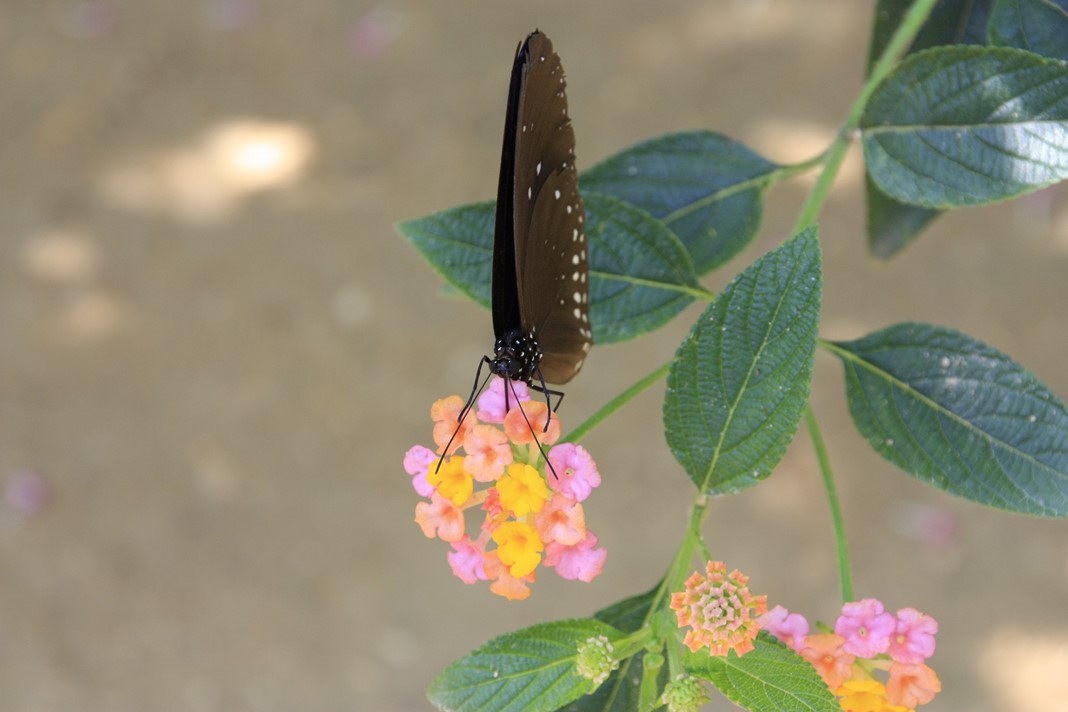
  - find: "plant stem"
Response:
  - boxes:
[793,0,940,232]
[804,404,854,603]
[562,361,671,443]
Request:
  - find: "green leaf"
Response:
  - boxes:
[866,174,941,258]
[864,0,991,256]
[828,323,1068,516]
[581,131,780,275]
[583,192,700,344]
[565,585,666,712]
[397,194,699,346]
[868,0,991,68]
[861,46,1068,207]
[990,0,1068,61]
[428,619,625,712]
[685,634,837,712]
[398,200,497,308]
[663,228,822,495]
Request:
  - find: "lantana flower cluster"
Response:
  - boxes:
[403,377,606,600]
[760,598,940,711]
[670,561,768,657]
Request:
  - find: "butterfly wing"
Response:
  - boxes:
[512,31,591,384]
[490,34,526,341]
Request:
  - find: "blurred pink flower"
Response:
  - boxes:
[547,443,600,501]
[544,531,606,582]
[835,598,895,657]
[889,607,938,664]
[759,605,809,652]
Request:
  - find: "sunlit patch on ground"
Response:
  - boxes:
[22,226,99,283]
[748,119,856,187]
[99,119,316,224]
[59,289,126,341]
[980,629,1068,711]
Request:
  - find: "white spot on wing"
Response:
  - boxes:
[536,161,542,175]
[554,190,561,199]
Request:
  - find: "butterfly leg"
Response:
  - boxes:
[529,364,565,432]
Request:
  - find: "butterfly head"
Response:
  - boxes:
[491,328,542,385]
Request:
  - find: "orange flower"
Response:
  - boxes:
[670,561,767,656]
[886,662,940,708]
[800,633,856,689]
[431,396,473,455]
[414,492,465,542]
[484,551,535,601]
[503,400,561,446]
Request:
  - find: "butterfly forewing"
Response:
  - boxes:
[511,31,591,384]
[490,35,526,342]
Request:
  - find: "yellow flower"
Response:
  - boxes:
[496,463,549,517]
[492,521,544,577]
[836,679,911,712]
[426,456,473,506]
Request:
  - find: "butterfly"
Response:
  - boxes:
[442,30,590,471]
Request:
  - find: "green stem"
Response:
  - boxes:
[793,0,939,232]
[804,404,854,603]
[791,0,938,601]
[562,361,671,443]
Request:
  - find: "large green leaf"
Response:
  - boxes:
[397,193,699,345]
[828,323,1068,516]
[685,634,837,712]
[398,200,497,307]
[581,131,780,275]
[864,0,992,256]
[583,192,699,344]
[428,619,625,712]
[663,228,822,495]
[990,0,1068,60]
[861,46,1068,207]
[869,0,991,64]
[564,585,665,712]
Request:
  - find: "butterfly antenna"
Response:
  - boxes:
[509,379,559,479]
[436,357,494,474]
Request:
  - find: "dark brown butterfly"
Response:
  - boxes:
[488,29,591,408]
[441,30,590,472]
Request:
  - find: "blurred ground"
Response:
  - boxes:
[1,2,1067,711]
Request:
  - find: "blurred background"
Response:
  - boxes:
[2,2,1066,710]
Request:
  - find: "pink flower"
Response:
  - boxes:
[476,376,530,423]
[402,445,436,497]
[759,605,809,652]
[447,536,488,584]
[888,607,938,664]
[463,424,513,482]
[544,531,607,582]
[414,492,465,542]
[799,634,855,689]
[835,598,895,657]
[534,493,586,545]
[886,662,941,707]
[546,443,601,501]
